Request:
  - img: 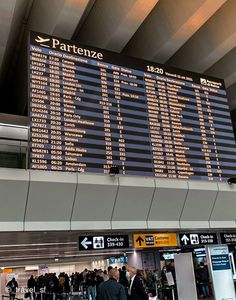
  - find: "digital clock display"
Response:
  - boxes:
[29,31,236,181]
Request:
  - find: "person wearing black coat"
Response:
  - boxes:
[127,267,148,300]
[196,262,210,298]
[96,268,127,300]
[7,278,18,300]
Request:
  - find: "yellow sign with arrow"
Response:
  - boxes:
[133,233,177,248]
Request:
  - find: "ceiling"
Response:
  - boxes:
[0,0,236,114]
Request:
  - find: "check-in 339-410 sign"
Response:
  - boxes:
[79,235,129,251]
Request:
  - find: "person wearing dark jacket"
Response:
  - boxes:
[119,266,129,295]
[128,266,148,300]
[27,275,36,300]
[7,278,18,300]
[196,262,210,298]
[86,272,96,300]
[96,268,127,300]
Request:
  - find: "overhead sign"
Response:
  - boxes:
[79,235,129,251]
[133,233,177,248]
[179,233,218,246]
[29,32,236,183]
[220,232,236,244]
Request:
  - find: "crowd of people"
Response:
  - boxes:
[6,261,211,300]
[6,266,162,300]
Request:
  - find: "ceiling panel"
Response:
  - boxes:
[205,47,236,88]
[71,174,118,230]
[124,0,226,63]
[148,179,188,229]
[111,176,155,229]
[28,0,91,39]
[210,182,236,228]
[167,0,236,73]
[76,0,158,52]
[0,0,17,70]
[25,171,77,231]
[180,181,218,228]
[0,168,29,231]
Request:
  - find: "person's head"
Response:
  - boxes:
[128,266,137,279]
[107,266,113,273]
[108,268,119,281]
[122,266,126,271]
[137,269,143,277]
[200,261,204,267]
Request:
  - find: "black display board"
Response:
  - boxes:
[220,232,236,244]
[29,31,236,180]
[179,233,218,246]
[78,235,129,251]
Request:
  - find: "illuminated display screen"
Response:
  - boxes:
[29,31,236,181]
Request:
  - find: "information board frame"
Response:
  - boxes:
[28,31,236,181]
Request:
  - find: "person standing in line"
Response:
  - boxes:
[128,266,148,300]
[96,268,127,300]
[119,266,129,295]
[86,272,96,300]
[196,262,210,298]
[7,277,18,300]
[27,275,36,300]
[102,270,109,282]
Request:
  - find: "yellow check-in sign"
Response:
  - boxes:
[133,233,177,248]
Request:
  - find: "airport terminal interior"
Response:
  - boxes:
[1,0,236,299]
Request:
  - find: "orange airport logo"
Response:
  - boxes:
[133,233,177,248]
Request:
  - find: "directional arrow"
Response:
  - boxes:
[136,236,144,246]
[181,234,190,245]
[81,237,92,249]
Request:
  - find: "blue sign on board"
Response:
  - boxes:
[211,254,230,271]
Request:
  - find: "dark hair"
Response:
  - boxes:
[108,266,113,272]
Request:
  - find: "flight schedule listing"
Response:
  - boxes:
[29,32,236,181]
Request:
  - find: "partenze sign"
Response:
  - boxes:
[33,34,104,60]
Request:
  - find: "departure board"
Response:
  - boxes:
[29,31,236,181]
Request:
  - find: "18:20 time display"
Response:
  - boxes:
[147,65,164,74]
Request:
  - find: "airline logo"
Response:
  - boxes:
[200,77,222,89]
[35,36,50,47]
